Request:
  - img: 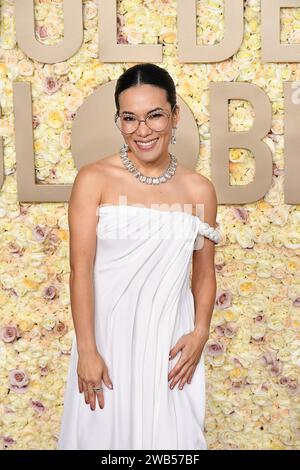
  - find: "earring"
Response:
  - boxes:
[171,127,177,145]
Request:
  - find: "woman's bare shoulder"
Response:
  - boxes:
[177,164,215,195]
[79,153,122,178]
[94,152,122,171]
[176,166,218,219]
[70,154,120,204]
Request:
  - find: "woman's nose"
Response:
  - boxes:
[136,120,152,136]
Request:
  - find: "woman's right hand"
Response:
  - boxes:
[77,350,113,411]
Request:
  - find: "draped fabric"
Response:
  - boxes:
[57,205,220,450]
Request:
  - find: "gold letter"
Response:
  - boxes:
[15,0,83,63]
[210,82,273,203]
[13,82,72,202]
[178,0,244,63]
[98,0,162,62]
[262,0,300,63]
[284,82,300,203]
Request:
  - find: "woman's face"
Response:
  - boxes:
[117,84,179,163]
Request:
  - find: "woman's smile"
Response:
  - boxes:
[134,137,159,152]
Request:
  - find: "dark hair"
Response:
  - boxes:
[114,63,177,116]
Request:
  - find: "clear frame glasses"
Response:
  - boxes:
[114,104,177,135]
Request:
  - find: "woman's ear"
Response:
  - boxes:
[173,105,180,127]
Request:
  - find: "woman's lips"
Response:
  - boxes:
[135,138,159,151]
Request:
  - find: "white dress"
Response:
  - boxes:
[57,204,221,450]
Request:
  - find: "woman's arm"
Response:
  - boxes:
[68,163,102,355]
[191,177,218,338]
[68,163,113,411]
[167,175,219,390]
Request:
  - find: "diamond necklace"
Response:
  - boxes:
[119,143,178,185]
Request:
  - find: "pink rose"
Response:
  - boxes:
[261,349,277,366]
[233,207,249,222]
[117,32,129,44]
[43,285,57,301]
[40,366,49,376]
[270,360,283,376]
[287,380,299,395]
[7,241,22,255]
[205,340,225,357]
[31,400,45,413]
[36,25,48,40]
[47,232,60,245]
[33,225,48,242]
[42,77,61,95]
[215,325,225,336]
[254,314,265,322]
[9,369,30,394]
[279,376,289,386]
[0,325,20,343]
[224,321,238,338]
[215,290,232,309]
[261,349,283,376]
[293,297,300,308]
[215,263,225,272]
[53,321,68,337]
[280,377,299,395]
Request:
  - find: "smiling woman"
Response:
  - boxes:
[57,62,219,450]
[113,64,180,181]
[115,108,171,153]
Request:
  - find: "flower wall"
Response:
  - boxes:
[0,0,300,450]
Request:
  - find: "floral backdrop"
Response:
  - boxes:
[0,0,300,450]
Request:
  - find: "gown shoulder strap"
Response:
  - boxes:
[196,219,221,244]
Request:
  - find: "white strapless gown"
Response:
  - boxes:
[57,204,220,450]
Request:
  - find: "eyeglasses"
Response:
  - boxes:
[114,104,177,135]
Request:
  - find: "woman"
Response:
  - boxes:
[57,63,221,450]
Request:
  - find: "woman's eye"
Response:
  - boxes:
[123,116,135,122]
[148,113,163,119]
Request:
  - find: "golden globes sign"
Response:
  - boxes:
[2,0,300,203]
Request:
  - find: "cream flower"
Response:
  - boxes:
[46,110,65,129]
[18,59,34,77]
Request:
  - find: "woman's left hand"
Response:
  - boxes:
[168,328,209,390]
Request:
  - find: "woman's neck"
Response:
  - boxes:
[127,149,171,177]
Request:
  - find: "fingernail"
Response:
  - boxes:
[108,384,113,389]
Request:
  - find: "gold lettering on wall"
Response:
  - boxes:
[98,0,162,62]
[13,82,72,202]
[15,0,83,63]
[210,82,273,203]
[2,1,299,203]
[284,82,300,204]
[12,0,300,64]
[177,0,244,63]
[262,0,300,63]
